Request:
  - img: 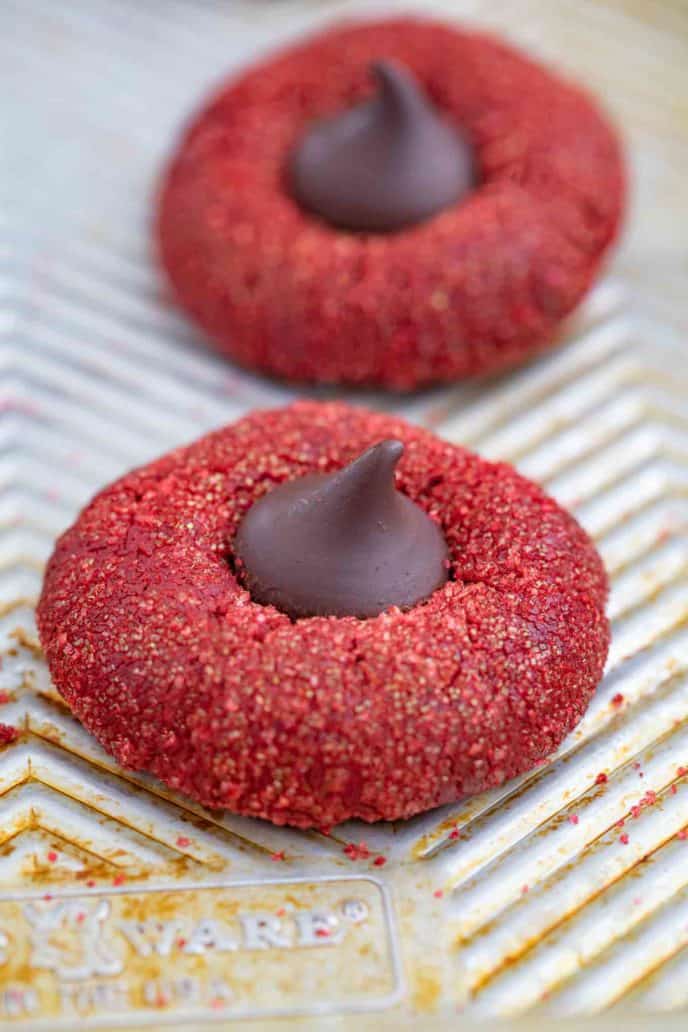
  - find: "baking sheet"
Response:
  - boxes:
[1,1,688,1029]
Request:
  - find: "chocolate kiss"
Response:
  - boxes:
[234,440,449,619]
[289,59,474,232]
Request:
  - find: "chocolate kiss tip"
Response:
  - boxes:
[289,58,474,233]
[234,439,449,620]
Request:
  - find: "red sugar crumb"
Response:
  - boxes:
[43,894,53,901]
[611,693,625,707]
[595,772,608,785]
[210,998,226,1010]
[619,833,630,845]
[671,785,678,795]
[633,762,642,770]
[343,841,371,861]
[315,927,330,938]
[373,855,387,867]
[568,814,579,825]
[0,691,10,705]
[449,828,461,840]
[0,724,19,745]
[176,938,187,949]
[175,836,191,848]
[47,851,58,863]
[521,885,529,895]
[616,819,626,828]
[433,889,444,899]
[677,829,688,841]
[275,907,286,917]
[37,402,610,828]
[678,767,688,778]
[86,880,95,888]
[112,874,126,886]
[631,805,642,819]
[76,912,86,924]
[270,851,286,862]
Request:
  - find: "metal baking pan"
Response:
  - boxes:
[1,1,687,1028]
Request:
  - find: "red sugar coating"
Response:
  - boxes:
[37,402,609,828]
[156,17,625,390]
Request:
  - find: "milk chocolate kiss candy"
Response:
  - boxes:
[290,59,474,232]
[234,440,449,619]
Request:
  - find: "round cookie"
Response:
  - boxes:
[156,17,625,390]
[38,402,609,828]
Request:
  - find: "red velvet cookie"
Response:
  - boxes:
[156,17,625,390]
[38,402,609,828]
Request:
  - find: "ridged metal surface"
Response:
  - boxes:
[1,1,687,1028]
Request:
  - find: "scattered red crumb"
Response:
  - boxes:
[37,401,610,828]
[176,938,187,949]
[86,880,95,888]
[521,885,529,895]
[449,828,461,840]
[620,833,629,845]
[275,907,286,917]
[343,841,371,861]
[175,836,191,848]
[43,894,53,901]
[633,762,642,770]
[595,772,608,785]
[47,851,58,863]
[76,912,85,924]
[677,829,688,841]
[270,851,286,862]
[433,889,444,899]
[568,814,579,825]
[639,772,644,778]
[631,805,642,819]
[616,819,625,828]
[611,693,625,707]
[671,785,678,795]
[210,998,226,1010]
[112,874,126,886]
[373,855,387,867]
[315,927,330,938]
[678,767,688,777]
[0,691,10,705]
[0,724,19,745]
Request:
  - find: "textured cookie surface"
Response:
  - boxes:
[38,402,610,828]
[157,17,625,389]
